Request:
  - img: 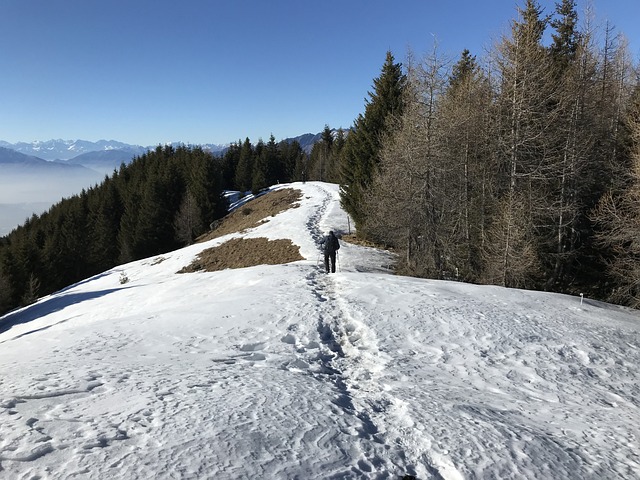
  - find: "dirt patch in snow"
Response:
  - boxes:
[197,188,302,242]
[180,188,304,273]
[178,237,304,273]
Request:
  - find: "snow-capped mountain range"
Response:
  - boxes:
[0,133,334,236]
[0,139,228,161]
[0,129,343,163]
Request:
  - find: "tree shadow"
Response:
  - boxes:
[0,286,133,336]
[57,271,114,294]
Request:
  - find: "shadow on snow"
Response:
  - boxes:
[0,286,133,337]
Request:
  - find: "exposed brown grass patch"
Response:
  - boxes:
[180,188,305,273]
[197,188,302,242]
[341,233,393,251]
[179,237,304,273]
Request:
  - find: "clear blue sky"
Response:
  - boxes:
[0,0,638,147]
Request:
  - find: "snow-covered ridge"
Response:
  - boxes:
[0,182,638,479]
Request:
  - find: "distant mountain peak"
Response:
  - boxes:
[0,129,347,161]
[0,139,232,161]
[0,139,144,161]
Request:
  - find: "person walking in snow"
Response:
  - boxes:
[320,231,340,273]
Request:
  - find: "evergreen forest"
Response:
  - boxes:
[340,0,640,309]
[1,0,640,315]
[0,139,307,316]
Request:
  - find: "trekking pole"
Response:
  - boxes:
[337,251,340,272]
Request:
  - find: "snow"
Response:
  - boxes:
[1,181,639,479]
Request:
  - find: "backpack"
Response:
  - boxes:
[325,233,339,254]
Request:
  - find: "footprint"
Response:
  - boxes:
[358,459,373,473]
[240,353,266,361]
[281,334,296,345]
[211,358,236,365]
[284,359,309,370]
[239,342,266,352]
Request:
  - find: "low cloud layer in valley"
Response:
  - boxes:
[0,168,105,235]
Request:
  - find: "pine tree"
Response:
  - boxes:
[189,147,227,231]
[340,51,405,231]
[592,84,640,307]
[540,0,595,290]
[221,142,241,190]
[550,0,579,69]
[488,0,553,287]
[278,139,304,183]
[438,49,496,281]
[251,139,268,194]
[309,125,333,181]
[263,134,281,185]
[232,137,253,193]
[330,128,346,183]
[0,264,12,315]
[363,46,450,276]
[87,177,123,272]
[174,188,201,245]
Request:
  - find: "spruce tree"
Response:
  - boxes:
[264,134,281,185]
[541,0,593,290]
[592,84,640,307]
[340,51,405,231]
[309,125,333,181]
[221,142,241,190]
[189,147,227,230]
[331,128,346,181]
[550,0,579,70]
[251,139,268,194]
[488,0,552,288]
[0,264,12,315]
[87,177,123,272]
[438,49,496,281]
[235,138,254,193]
[278,139,304,183]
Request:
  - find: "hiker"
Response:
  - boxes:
[320,231,340,273]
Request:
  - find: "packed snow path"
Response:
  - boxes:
[0,182,638,479]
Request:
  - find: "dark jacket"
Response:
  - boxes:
[322,232,340,254]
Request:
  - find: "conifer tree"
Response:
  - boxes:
[550,0,579,70]
[251,139,268,194]
[235,138,254,193]
[221,142,241,190]
[309,125,334,181]
[189,147,227,231]
[340,51,405,231]
[174,188,201,245]
[87,177,123,272]
[438,49,496,281]
[363,46,449,276]
[592,84,640,307]
[539,0,597,289]
[0,144,229,315]
[326,128,345,183]
[264,134,281,185]
[0,264,12,315]
[488,0,552,287]
[278,139,304,183]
